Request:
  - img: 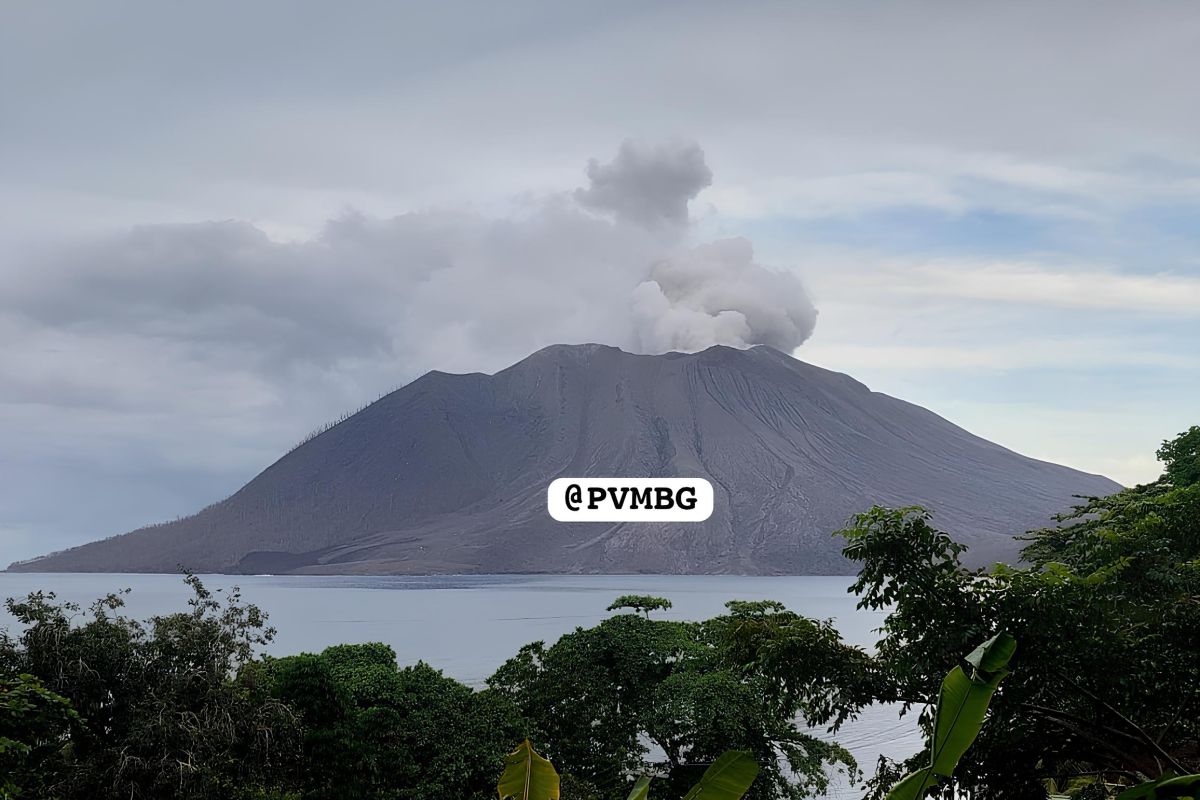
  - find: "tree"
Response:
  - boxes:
[606,595,673,617]
[0,576,300,799]
[262,644,524,800]
[838,427,1200,798]
[489,597,873,800]
[1157,425,1200,488]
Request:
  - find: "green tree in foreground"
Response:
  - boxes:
[0,581,525,800]
[0,576,300,799]
[841,426,1200,798]
[260,643,523,800]
[489,598,875,800]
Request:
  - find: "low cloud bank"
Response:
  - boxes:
[4,140,818,405]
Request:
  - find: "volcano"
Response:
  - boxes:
[10,344,1120,575]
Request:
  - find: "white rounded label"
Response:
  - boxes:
[547,478,714,522]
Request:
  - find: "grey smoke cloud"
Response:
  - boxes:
[575,139,713,229]
[3,142,815,409]
[573,140,817,352]
[632,237,818,353]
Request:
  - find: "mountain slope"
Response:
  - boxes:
[11,344,1121,575]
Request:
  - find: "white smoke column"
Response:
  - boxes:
[572,139,818,353]
[631,237,818,353]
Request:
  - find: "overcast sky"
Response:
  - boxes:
[2,1,1199,566]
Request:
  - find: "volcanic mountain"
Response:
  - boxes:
[11,344,1120,575]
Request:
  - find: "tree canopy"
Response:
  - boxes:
[838,426,1200,797]
[0,576,299,799]
[489,598,875,800]
[606,595,674,617]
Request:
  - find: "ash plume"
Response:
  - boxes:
[575,139,713,229]
[631,237,818,353]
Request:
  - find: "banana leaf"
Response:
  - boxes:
[963,632,1017,677]
[681,751,759,800]
[885,768,940,800]
[1116,773,1200,799]
[498,739,560,800]
[885,633,1016,800]
[626,775,652,800]
[930,665,1008,775]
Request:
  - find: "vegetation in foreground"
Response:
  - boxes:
[2,427,1199,799]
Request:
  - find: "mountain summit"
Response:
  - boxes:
[11,344,1120,575]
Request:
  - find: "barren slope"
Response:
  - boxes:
[11,344,1121,574]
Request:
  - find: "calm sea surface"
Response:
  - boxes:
[0,573,920,798]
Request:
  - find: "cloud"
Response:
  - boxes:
[704,171,967,219]
[802,339,1200,373]
[0,141,816,453]
[4,143,811,398]
[6,211,643,393]
[804,256,1200,315]
[632,237,817,352]
[905,262,1200,314]
[574,139,712,229]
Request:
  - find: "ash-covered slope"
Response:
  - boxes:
[12,344,1120,575]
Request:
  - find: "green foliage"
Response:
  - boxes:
[928,634,1014,776]
[886,634,1016,799]
[1,576,300,799]
[512,743,758,800]
[886,769,938,800]
[607,595,674,617]
[489,598,872,800]
[1157,425,1200,488]
[0,673,79,799]
[626,775,652,800]
[497,739,560,800]
[679,750,759,800]
[262,644,523,800]
[1117,773,1200,799]
[840,427,1200,799]
[1,578,521,800]
[253,654,354,796]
